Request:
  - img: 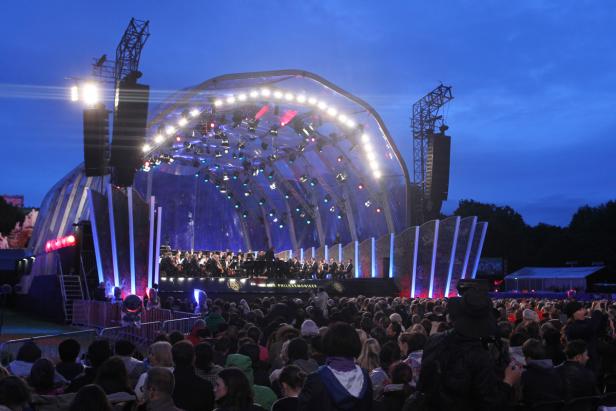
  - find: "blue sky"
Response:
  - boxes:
[1,0,614,226]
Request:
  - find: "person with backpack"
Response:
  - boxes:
[410,288,522,411]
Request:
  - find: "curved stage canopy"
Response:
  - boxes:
[138,70,411,251]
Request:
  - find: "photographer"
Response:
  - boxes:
[411,288,521,411]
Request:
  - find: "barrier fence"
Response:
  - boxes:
[71,300,197,329]
[1,303,201,362]
[0,329,99,365]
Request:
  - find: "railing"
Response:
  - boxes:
[161,316,202,334]
[0,329,98,365]
[71,301,197,329]
[99,321,162,352]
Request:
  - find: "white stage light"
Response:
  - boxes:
[249,90,259,98]
[327,107,338,116]
[214,99,223,107]
[284,92,294,101]
[346,119,356,128]
[190,108,200,117]
[70,86,79,102]
[226,96,236,104]
[142,144,151,152]
[261,88,271,97]
[82,83,100,106]
[297,95,307,103]
[338,114,347,123]
[361,133,370,143]
[178,117,188,127]
[317,101,327,110]
[238,93,247,101]
[165,125,176,136]
[373,170,382,179]
[308,97,317,105]
[273,90,283,99]
[154,134,164,144]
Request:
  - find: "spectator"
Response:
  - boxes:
[379,362,413,411]
[135,341,173,402]
[557,339,598,399]
[56,339,83,382]
[139,367,182,411]
[238,343,270,388]
[358,338,381,373]
[69,384,111,411]
[7,341,41,378]
[385,322,402,343]
[28,358,63,395]
[114,340,145,387]
[171,340,214,411]
[370,341,400,399]
[272,365,306,411]
[213,367,266,411]
[563,300,602,373]
[206,306,226,335]
[399,332,427,388]
[521,338,565,406]
[298,322,373,411]
[186,319,207,346]
[94,356,134,396]
[417,288,521,410]
[168,331,185,346]
[195,342,223,385]
[225,353,277,410]
[0,376,30,411]
[66,339,112,393]
[540,322,566,366]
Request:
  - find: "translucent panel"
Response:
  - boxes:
[111,187,131,291]
[469,222,488,279]
[358,238,372,278]
[132,190,150,294]
[393,227,416,296]
[90,190,115,288]
[416,220,437,298]
[450,216,476,296]
[433,216,459,298]
[375,234,390,279]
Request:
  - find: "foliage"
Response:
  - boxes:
[0,197,25,236]
[453,199,616,273]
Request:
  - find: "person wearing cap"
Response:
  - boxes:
[563,300,603,374]
[415,288,521,411]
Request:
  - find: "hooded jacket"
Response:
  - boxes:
[521,359,566,406]
[225,354,277,411]
[298,365,373,411]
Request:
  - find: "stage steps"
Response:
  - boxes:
[59,275,84,323]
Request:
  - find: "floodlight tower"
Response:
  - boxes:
[411,84,453,225]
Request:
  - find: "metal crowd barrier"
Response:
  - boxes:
[0,329,99,365]
[161,316,202,334]
[99,321,162,352]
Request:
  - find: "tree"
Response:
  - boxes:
[0,197,24,236]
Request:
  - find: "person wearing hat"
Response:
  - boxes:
[563,300,603,374]
[414,288,521,411]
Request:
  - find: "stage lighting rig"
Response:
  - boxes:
[309,178,317,187]
[323,194,331,203]
[269,182,277,190]
[258,198,266,206]
[299,175,308,183]
[336,173,347,183]
[269,126,279,136]
[261,142,269,150]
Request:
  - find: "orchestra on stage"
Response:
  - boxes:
[158,247,354,280]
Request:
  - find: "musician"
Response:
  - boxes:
[328,258,338,278]
[207,253,224,277]
[343,258,354,278]
[310,258,318,279]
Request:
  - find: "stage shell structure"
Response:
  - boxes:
[27,70,488,299]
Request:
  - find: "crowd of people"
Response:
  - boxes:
[2,289,616,410]
[159,248,354,280]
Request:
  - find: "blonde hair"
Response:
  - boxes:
[357,338,381,372]
[149,341,173,367]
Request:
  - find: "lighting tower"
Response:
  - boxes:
[411,84,453,225]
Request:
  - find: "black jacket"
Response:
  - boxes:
[556,361,598,399]
[173,365,214,411]
[417,330,514,411]
[521,360,566,406]
[564,310,603,372]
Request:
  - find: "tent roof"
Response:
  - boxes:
[505,266,605,280]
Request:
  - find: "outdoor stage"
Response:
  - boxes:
[158,276,401,301]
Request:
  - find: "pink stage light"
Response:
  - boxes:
[45,234,77,253]
[280,109,298,127]
[255,105,270,120]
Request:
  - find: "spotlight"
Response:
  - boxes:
[190,108,200,117]
[267,171,275,180]
[279,223,285,229]
[242,179,249,187]
[295,207,301,213]
[269,182,276,190]
[269,126,279,136]
[376,207,382,213]
[337,155,343,163]
[81,82,100,106]
[323,194,331,203]
[329,206,335,212]
[336,173,347,182]
[215,150,222,158]
[299,175,308,183]
[261,142,269,150]
[242,211,248,218]
[306,219,312,224]
[358,183,364,190]
[142,144,151,153]
[289,153,296,164]
[232,172,239,180]
[234,202,241,209]
[365,200,371,208]
[178,117,188,127]
[309,178,318,187]
[244,191,251,197]
[284,193,290,199]
[258,198,266,206]
[268,210,275,217]
[297,144,306,152]
[337,213,343,220]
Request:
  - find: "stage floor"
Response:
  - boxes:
[159,276,401,301]
[0,309,81,342]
